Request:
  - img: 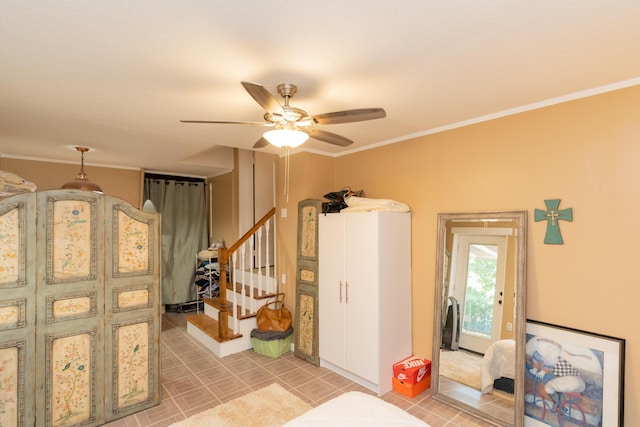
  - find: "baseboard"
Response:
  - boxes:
[319,359,381,395]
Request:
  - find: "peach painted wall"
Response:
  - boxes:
[3,83,637,421]
[208,171,236,248]
[275,152,335,310]
[0,157,142,206]
[276,84,640,422]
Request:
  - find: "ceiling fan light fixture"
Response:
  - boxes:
[263,129,309,148]
[61,146,103,193]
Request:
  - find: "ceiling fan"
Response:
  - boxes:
[181,81,386,149]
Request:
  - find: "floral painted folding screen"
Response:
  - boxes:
[0,343,21,426]
[50,199,95,280]
[115,320,151,408]
[0,195,35,426]
[115,208,153,275]
[0,190,161,426]
[48,331,96,425]
[0,207,21,285]
[104,197,161,422]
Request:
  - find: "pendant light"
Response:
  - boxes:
[61,147,103,193]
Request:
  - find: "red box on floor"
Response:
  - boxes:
[392,376,430,398]
[393,356,431,384]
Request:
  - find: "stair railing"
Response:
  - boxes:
[216,207,276,339]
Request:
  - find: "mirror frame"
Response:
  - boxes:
[431,211,527,427]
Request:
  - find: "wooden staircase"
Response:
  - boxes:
[186,208,278,357]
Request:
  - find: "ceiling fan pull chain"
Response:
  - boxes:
[284,148,288,202]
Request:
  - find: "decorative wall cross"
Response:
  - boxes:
[534,199,573,244]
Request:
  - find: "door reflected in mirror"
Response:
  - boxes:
[432,211,527,427]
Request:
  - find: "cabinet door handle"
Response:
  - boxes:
[339,281,343,302]
[345,281,349,303]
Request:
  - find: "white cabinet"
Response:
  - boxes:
[319,212,412,395]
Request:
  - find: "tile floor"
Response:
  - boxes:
[104,312,499,427]
[439,376,514,424]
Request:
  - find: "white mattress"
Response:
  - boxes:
[481,339,515,393]
[282,391,430,427]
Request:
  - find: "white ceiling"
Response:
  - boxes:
[2,1,640,178]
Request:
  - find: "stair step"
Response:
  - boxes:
[201,297,257,320]
[227,282,278,300]
[185,313,242,343]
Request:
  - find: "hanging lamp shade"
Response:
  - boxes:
[263,128,309,148]
[61,147,103,193]
[142,199,158,213]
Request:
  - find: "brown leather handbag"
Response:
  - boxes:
[256,293,292,332]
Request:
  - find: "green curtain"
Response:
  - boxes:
[144,177,208,305]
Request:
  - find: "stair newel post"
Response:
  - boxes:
[218,246,229,340]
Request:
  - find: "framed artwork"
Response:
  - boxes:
[525,320,624,427]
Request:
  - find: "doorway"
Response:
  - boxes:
[238,149,276,269]
[450,231,509,354]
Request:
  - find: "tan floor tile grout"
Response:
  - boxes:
[104,312,497,426]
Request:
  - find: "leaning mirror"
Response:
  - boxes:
[431,211,527,427]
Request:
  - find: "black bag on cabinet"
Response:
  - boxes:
[322,201,344,213]
[322,186,364,213]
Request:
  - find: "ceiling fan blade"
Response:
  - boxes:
[253,137,270,149]
[180,119,271,125]
[241,81,285,115]
[304,129,353,147]
[311,108,386,125]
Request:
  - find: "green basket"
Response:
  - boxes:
[251,334,293,358]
